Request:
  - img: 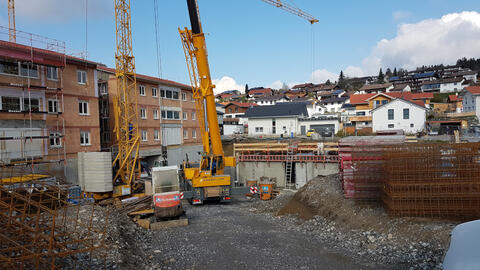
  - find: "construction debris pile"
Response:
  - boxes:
[0,182,108,269]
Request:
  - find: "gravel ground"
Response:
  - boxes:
[59,175,457,269]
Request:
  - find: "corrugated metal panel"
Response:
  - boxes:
[78,152,112,192]
[163,127,181,146]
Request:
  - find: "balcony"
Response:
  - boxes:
[349,116,372,122]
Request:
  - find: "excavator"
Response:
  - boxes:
[178,0,237,205]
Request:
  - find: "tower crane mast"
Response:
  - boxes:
[111,0,140,197]
[8,0,16,42]
[260,0,319,24]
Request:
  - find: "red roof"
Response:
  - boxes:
[98,66,191,90]
[465,86,480,95]
[448,95,462,102]
[349,93,375,105]
[249,88,272,95]
[224,101,258,108]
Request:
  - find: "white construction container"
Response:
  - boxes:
[78,152,113,192]
[152,166,179,194]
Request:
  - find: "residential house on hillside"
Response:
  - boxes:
[390,71,438,92]
[215,90,241,102]
[448,94,463,113]
[253,94,289,106]
[321,96,349,113]
[460,86,480,119]
[371,98,427,134]
[420,77,465,93]
[356,83,393,94]
[347,92,433,132]
[247,87,273,99]
[441,68,478,83]
[317,89,346,101]
[390,84,411,92]
[223,101,257,125]
[243,102,308,136]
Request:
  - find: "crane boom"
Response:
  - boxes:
[112,0,140,196]
[8,0,15,42]
[260,0,318,24]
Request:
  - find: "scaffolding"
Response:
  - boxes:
[0,27,67,182]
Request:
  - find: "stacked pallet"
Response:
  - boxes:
[382,143,480,219]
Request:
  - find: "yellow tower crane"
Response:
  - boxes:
[260,0,319,24]
[8,0,16,42]
[111,0,141,198]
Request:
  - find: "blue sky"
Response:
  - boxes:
[1,0,479,92]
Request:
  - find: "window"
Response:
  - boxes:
[153,109,159,119]
[255,127,264,133]
[154,130,160,141]
[140,108,147,119]
[0,58,19,75]
[382,100,388,105]
[23,98,40,112]
[80,131,90,146]
[182,92,187,101]
[141,130,148,141]
[167,111,173,119]
[388,124,394,128]
[410,123,414,128]
[49,132,61,147]
[192,129,197,138]
[99,83,108,95]
[2,97,21,112]
[192,112,196,120]
[161,110,166,119]
[139,85,146,96]
[20,63,38,78]
[228,108,232,113]
[388,109,394,120]
[183,111,187,120]
[77,70,87,84]
[173,111,180,120]
[172,91,179,100]
[46,66,58,80]
[160,89,165,98]
[48,99,59,113]
[356,111,366,116]
[183,129,188,139]
[152,87,158,97]
[79,100,89,115]
[235,108,238,113]
[375,100,380,107]
[165,90,173,99]
[403,108,409,120]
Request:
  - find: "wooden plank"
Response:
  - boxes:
[128,208,154,216]
[150,217,188,230]
[136,218,151,229]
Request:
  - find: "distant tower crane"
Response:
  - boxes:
[260,0,319,24]
[8,0,16,42]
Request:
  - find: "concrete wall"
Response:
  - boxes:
[295,162,339,189]
[224,124,244,135]
[166,144,203,166]
[237,161,339,189]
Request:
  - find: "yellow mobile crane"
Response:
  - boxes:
[179,0,236,204]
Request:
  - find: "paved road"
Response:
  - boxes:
[147,197,383,270]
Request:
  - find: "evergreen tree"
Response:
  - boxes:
[385,68,392,77]
[325,79,332,85]
[393,67,398,77]
[377,68,385,83]
[338,70,346,88]
[245,84,249,94]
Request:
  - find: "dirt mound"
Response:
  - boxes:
[277,174,456,244]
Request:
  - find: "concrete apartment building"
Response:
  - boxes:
[0,40,100,182]
[97,67,202,167]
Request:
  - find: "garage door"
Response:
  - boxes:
[162,126,181,146]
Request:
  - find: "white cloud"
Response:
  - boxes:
[392,10,412,21]
[344,66,365,78]
[268,80,284,89]
[348,11,480,76]
[13,0,112,22]
[212,76,244,94]
[311,69,338,83]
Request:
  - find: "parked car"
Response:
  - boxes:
[443,219,480,270]
[306,129,317,137]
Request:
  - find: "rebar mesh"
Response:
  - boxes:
[382,143,480,219]
[0,182,108,269]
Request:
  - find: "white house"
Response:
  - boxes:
[244,103,308,136]
[253,95,289,106]
[371,98,426,134]
[460,86,480,119]
[321,96,349,113]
